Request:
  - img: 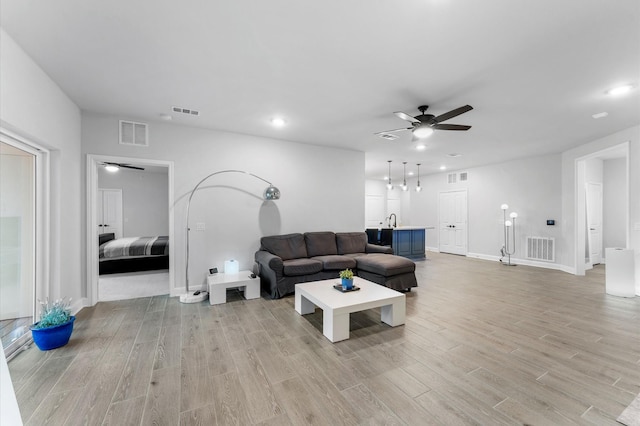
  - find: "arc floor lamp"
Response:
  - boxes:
[181,170,281,303]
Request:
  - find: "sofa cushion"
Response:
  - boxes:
[304,232,338,257]
[311,255,357,271]
[261,233,307,260]
[283,258,323,276]
[336,232,367,255]
[356,253,415,277]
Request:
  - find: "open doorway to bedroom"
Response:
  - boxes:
[87,155,174,304]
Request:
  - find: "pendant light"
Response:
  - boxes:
[401,162,408,191]
[386,160,393,190]
[415,163,422,192]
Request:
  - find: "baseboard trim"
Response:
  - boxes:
[71,297,89,315]
[466,252,575,274]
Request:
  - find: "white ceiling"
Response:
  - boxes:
[2,0,638,180]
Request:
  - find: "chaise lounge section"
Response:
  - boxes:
[255,231,417,298]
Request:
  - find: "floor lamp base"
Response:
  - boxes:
[180,291,209,304]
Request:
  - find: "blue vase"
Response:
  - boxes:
[341,278,354,290]
[31,316,75,351]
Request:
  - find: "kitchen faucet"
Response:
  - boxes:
[388,213,397,228]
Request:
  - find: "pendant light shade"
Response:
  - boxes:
[415,163,422,192]
[386,160,393,190]
[401,162,408,191]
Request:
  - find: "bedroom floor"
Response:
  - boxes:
[98,270,169,301]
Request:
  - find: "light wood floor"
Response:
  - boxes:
[8,252,640,425]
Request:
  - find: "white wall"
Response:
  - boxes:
[405,154,562,263]
[98,168,169,237]
[82,112,364,292]
[603,158,627,251]
[0,28,83,304]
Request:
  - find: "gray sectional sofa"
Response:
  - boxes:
[255,231,417,299]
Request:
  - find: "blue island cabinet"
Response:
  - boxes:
[392,228,425,259]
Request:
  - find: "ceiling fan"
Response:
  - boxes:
[376,104,473,140]
[102,161,145,171]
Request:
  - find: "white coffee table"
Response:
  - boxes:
[295,276,406,342]
[207,270,260,305]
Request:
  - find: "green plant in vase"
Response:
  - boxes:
[339,268,354,290]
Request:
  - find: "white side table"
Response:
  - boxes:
[207,270,260,305]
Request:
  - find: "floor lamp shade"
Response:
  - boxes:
[182,170,281,303]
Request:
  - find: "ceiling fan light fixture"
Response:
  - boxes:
[413,125,434,139]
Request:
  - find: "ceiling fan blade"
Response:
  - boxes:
[434,105,473,123]
[121,164,145,170]
[374,127,412,135]
[433,123,471,131]
[394,111,420,123]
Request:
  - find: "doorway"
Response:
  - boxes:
[87,155,175,305]
[0,129,49,359]
[575,142,629,275]
[438,189,468,255]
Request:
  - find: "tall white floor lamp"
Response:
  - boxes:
[181,170,281,303]
[500,203,518,266]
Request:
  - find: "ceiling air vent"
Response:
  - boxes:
[377,133,398,141]
[119,120,148,146]
[172,106,200,116]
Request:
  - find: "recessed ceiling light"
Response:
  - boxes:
[104,164,119,173]
[447,153,462,158]
[416,144,427,151]
[271,117,286,127]
[408,171,414,176]
[606,84,634,96]
[592,112,608,119]
[439,165,446,170]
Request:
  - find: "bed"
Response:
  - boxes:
[99,233,169,275]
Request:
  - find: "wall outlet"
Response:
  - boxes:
[196,222,206,231]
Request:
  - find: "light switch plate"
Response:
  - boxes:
[196,222,206,231]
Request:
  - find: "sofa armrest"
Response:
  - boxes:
[365,243,393,254]
[255,250,284,277]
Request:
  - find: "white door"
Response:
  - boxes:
[98,189,123,238]
[439,190,468,255]
[586,182,603,265]
[365,194,384,228]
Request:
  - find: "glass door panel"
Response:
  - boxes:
[0,141,35,357]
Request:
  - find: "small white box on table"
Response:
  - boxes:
[207,270,260,305]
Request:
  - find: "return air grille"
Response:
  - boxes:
[119,120,148,146]
[526,236,555,262]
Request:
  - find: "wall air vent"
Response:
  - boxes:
[526,236,555,262]
[459,172,468,181]
[447,173,457,184]
[119,120,148,146]
[172,106,200,116]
